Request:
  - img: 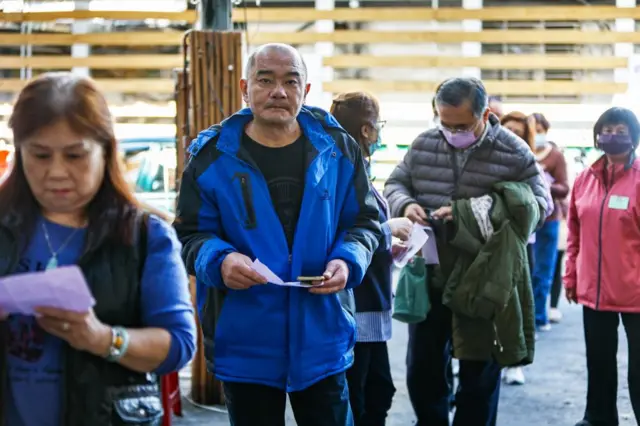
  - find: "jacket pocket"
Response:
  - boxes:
[233,172,257,229]
[109,384,163,425]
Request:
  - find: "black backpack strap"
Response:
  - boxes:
[138,212,149,280]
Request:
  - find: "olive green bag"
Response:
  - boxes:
[393,256,430,323]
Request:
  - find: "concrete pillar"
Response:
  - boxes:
[315,0,334,107]
[461,0,482,79]
[71,0,91,77]
[613,0,635,106]
[199,0,232,31]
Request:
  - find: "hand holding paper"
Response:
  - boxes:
[392,224,440,267]
[393,223,429,268]
[221,252,268,290]
[35,305,112,357]
[251,259,316,288]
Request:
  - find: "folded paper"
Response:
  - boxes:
[393,223,429,268]
[251,259,316,288]
[0,265,95,315]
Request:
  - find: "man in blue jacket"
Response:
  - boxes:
[174,43,381,425]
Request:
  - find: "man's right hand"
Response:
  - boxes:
[404,203,427,225]
[221,253,268,290]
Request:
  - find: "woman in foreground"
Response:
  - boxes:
[0,72,196,426]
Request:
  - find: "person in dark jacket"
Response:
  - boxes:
[174,44,382,426]
[0,72,197,426]
[384,78,550,426]
[330,91,411,426]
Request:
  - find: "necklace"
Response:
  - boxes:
[42,222,80,270]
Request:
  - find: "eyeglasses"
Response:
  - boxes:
[439,123,476,134]
[375,120,387,131]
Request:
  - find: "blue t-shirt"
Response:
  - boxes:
[5,218,85,426]
[3,215,196,426]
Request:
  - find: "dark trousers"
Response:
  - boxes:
[582,307,640,426]
[550,250,565,309]
[346,342,396,426]
[223,373,353,426]
[532,220,560,326]
[406,290,502,426]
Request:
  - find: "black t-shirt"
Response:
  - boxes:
[242,133,306,250]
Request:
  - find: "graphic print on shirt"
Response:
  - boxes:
[266,176,304,246]
[7,258,63,383]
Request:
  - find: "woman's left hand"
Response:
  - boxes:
[35,307,111,357]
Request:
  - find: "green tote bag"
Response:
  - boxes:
[393,256,430,323]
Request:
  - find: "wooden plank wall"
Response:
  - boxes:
[0,10,194,95]
[175,31,243,407]
[0,5,637,97]
[230,5,639,97]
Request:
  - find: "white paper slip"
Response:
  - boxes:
[251,259,315,288]
[393,223,429,268]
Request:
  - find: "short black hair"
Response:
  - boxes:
[593,107,640,148]
[244,43,308,81]
[435,77,488,118]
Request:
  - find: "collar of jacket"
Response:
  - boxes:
[187,106,341,158]
[589,152,640,178]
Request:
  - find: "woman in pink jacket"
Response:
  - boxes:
[564,107,640,426]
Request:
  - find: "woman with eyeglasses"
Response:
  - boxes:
[330,92,411,426]
[564,107,640,426]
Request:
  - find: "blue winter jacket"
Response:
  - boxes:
[174,106,382,391]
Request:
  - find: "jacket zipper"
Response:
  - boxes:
[237,174,257,229]
[595,167,614,310]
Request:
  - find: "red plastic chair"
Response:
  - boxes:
[161,372,183,426]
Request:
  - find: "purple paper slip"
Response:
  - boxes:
[421,227,440,265]
[0,265,95,315]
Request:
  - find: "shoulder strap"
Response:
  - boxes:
[138,212,149,280]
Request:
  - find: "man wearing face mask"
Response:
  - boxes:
[384,77,550,426]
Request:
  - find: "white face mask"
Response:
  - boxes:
[534,133,547,148]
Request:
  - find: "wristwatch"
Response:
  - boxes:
[105,326,130,362]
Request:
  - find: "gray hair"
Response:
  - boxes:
[435,77,488,119]
[244,43,308,81]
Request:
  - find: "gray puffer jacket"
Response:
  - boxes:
[384,114,550,224]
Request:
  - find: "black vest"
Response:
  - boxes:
[0,216,163,426]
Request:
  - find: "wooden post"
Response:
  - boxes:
[174,30,243,406]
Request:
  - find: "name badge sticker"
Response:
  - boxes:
[608,195,630,210]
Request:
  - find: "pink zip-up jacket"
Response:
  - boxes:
[564,156,640,312]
